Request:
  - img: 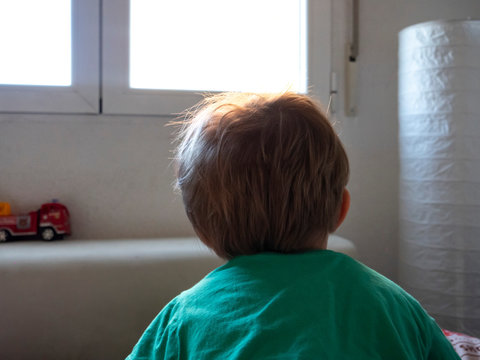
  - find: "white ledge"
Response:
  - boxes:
[0,237,214,267]
[0,235,356,267]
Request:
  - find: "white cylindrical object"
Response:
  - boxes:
[398,20,480,336]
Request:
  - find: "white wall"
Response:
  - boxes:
[0,114,195,239]
[0,0,479,280]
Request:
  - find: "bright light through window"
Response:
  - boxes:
[130,0,307,93]
[0,0,71,86]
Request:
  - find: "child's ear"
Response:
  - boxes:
[335,188,350,230]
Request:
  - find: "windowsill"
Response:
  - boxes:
[0,237,214,267]
[0,235,356,268]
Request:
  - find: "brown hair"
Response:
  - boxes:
[173,92,349,259]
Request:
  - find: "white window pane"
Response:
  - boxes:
[130,0,307,93]
[0,0,71,86]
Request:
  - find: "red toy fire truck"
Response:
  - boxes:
[0,201,71,242]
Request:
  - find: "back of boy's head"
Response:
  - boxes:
[174,92,349,259]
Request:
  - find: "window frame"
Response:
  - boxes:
[102,0,331,116]
[0,0,331,116]
[0,0,100,114]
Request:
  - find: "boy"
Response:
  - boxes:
[127,92,459,359]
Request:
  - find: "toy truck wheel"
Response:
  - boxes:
[40,227,56,241]
[0,229,10,242]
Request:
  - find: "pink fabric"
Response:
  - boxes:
[443,330,480,359]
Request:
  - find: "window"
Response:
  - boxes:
[0,0,330,116]
[0,0,71,86]
[129,0,307,93]
[0,0,99,113]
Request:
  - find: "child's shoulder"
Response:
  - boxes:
[330,252,428,316]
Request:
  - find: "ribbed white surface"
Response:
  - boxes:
[398,20,480,336]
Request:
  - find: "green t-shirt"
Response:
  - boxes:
[126,250,459,359]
